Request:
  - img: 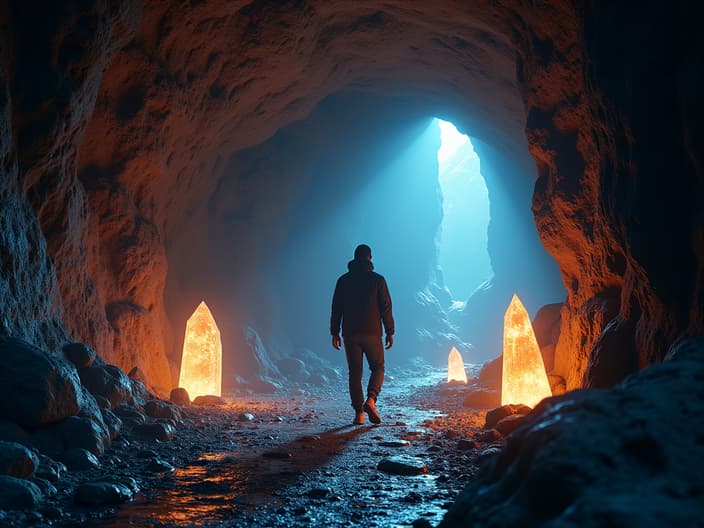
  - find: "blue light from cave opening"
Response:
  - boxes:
[435,118,492,301]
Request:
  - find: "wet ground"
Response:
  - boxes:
[67,364,491,527]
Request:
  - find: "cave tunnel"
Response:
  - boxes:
[0,1,703,526]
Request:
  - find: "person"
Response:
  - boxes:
[330,244,394,425]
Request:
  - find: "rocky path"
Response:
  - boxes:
[33,365,493,528]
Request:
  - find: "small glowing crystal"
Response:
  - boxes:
[447,346,468,384]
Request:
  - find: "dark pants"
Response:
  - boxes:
[344,335,385,411]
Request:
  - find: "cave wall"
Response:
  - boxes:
[1,0,701,394]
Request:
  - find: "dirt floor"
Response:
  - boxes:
[52,364,493,528]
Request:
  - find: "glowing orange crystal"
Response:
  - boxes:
[178,301,222,398]
[447,346,468,384]
[502,294,552,407]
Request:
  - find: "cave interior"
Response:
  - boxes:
[0,1,703,526]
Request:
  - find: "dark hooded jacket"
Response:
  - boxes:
[330,258,395,338]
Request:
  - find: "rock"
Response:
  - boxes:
[238,413,255,422]
[29,477,57,498]
[412,519,433,528]
[475,429,502,442]
[0,475,43,509]
[277,357,307,379]
[583,316,638,388]
[377,456,428,475]
[478,356,502,391]
[58,448,100,470]
[440,349,704,527]
[93,395,112,409]
[100,408,123,440]
[169,387,190,406]
[192,395,226,406]
[113,404,146,425]
[457,439,479,450]
[30,415,108,457]
[127,366,148,384]
[531,303,562,349]
[146,458,175,473]
[61,342,97,369]
[0,421,29,444]
[144,400,181,421]
[133,422,176,442]
[463,389,501,409]
[493,414,527,436]
[484,404,532,429]
[74,481,133,506]
[130,378,153,407]
[378,440,411,448]
[0,441,38,478]
[0,336,83,428]
[78,364,133,408]
[35,455,66,483]
[306,487,330,499]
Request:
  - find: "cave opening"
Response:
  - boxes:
[434,118,492,303]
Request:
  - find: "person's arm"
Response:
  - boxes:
[378,277,395,340]
[330,278,344,346]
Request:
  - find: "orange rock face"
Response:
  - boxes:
[2,1,701,393]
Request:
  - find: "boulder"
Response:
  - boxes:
[0,442,38,478]
[93,395,112,410]
[29,477,57,498]
[113,404,147,425]
[192,395,226,406]
[34,455,66,483]
[30,415,108,457]
[133,422,176,442]
[169,387,190,406]
[0,336,83,428]
[58,448,100,471]
[378,456,428,476]
[61,342,97,369]
[478,356,502,390]
[484,404,531,429]
[130,379,152,407]
[493,414,527,436]
[100,408,123,440]
[0,475,43,509]
[74,481,133,505]
[127,366,148,384]
[440,339,704,527]
[78,364,133,408]
[144,400,181,421]
[531,303,562,349]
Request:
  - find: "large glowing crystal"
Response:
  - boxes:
[502,294,552,407]
[179,301,222,398]
[447,346,468,383]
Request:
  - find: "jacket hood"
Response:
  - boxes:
[348,258,374,272]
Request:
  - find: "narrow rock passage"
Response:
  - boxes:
[90,366,487,527]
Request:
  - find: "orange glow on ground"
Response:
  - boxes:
[178,301,222,398]
[447,346,468,383]
[501,294,552,407]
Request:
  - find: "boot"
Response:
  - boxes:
[352,410,365,425]
[363,397,381,424]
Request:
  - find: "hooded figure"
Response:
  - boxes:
[330,244,395,424]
